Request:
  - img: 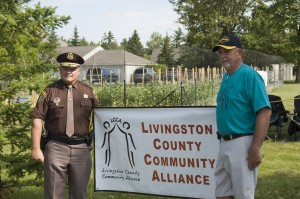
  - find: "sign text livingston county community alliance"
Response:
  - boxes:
[94,107,219,199]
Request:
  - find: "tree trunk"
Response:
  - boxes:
[296,52,300,83]
[0,176,12,199]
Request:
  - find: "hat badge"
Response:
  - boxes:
[219,36,229,44]
[67,53,74,60]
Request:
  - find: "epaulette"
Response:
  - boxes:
[78,81,93,89]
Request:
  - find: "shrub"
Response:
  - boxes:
[94,79,219,107]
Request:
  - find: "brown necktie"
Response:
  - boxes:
[66,85,74,137]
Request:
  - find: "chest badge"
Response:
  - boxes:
[53,98,61,106]
[83,94,89,99]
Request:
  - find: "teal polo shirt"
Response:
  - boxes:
[216,64,271,135]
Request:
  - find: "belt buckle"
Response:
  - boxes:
[229,134,233,140]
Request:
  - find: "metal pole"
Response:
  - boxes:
[123,46,126,107]
[181,81,183,106]
[194,69,197,106]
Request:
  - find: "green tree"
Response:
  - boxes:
[101,31,119,49]
[70,26,80,46]
[44,28,60,63]
[169,0,254,47]
[0,1,70,196]
[120,38,128,50]
[80,36,89,46]
[169,0,300,82]
[157,35,175,67]
[126,30,144,56]
[89,41,100,46]
[247,0,300,82]
[145,32,164,55]
[172,27,186,48]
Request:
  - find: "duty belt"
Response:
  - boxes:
[48,135,87,145]
[218,133,253,141]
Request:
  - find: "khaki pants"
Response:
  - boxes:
[215,136,258,199]
[44,141,92,199]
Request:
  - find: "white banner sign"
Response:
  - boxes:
[94,107,219,199]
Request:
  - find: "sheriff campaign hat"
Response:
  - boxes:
[56,52,84,67]
[212,34,243,52]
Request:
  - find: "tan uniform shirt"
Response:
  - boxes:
[32,79,100,136]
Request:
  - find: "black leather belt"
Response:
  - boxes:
[219,133,253,141]
[48,135,87,145]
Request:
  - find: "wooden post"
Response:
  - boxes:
[212,67,216,79]
[191,68,194,82]
[158,68,161,82]
[165,68,168,83]
[178,66,181,83]
[201,67,205,82]
[172,67,175,84]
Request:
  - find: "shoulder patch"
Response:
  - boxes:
[37,91,47,103]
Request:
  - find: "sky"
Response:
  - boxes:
[28,0,185,46]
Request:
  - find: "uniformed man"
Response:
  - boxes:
[31,52,100,199]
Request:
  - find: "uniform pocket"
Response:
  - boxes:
[81,99,93,117]
[49,103,64,119]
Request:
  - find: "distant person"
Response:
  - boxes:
[212,34,271,199]
[31,52,100,199]
[16,97,20,104]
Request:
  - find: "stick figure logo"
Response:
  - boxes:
[217,89,228,111]
[101,117,136,168]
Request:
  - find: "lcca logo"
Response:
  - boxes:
[101,117,136,168]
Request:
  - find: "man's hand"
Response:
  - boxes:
[247,146,262,170]
[31,118,44,164]
[31,147,44,164]
[247,107,271,170]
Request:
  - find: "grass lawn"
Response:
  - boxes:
[254,83,300,199]
[256,142,300,199]
[10,83,300,199]
[268,82,300,113]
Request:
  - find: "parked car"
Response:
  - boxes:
[86,68,119,84]
[133,68,158,83]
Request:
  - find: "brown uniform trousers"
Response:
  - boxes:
[44,141,92,199]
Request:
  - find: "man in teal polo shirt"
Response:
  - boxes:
[212,34,271,199]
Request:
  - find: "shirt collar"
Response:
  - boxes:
[59,79,79,90]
